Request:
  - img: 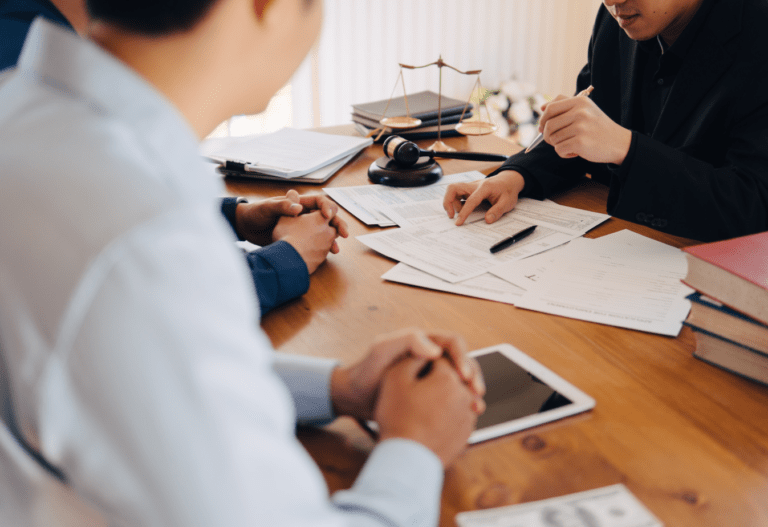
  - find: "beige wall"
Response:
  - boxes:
[289,0,604,128]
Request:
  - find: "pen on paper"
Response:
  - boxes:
[490,225,537,254]
[525,85,595,154]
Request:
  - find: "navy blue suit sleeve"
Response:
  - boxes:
[244,241,309,316]
[220,198,310,314]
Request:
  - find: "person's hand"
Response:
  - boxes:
[443,170,525,226]
[374,355,481,467]
[330,329,485,421]
[538,94,632,164]
[234,190,349,251]
[292,193,349,254]
[272,210,339,273]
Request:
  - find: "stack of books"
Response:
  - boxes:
[682,232,768,385]
[352,90,472,142]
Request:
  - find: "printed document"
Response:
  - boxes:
[357,199,609,283]
[456,484,663,527]
[200,128,371,178]
[489,243,571,290]
[382,264,525,305]
[324,171,485,227]
[514,230,693,336]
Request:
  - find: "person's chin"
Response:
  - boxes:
[615,14,653,40]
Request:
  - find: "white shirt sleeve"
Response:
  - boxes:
[32,203,443,527]
[272,354,338,425]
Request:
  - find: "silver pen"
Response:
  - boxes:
[525,85,595,154]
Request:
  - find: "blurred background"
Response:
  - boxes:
[211,0,603,144]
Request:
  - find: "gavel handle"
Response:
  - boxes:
[429,151,509,162]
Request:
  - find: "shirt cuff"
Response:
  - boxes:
[272,354,338,425]
[220,197,247,241]
[333,439,444,527]
[249,241,310,309]
[486,165,544,199]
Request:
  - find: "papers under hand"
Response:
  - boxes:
[357,199,609,283]
[200,128,372,179]
[324,171,486,227]
[456,484,663,527]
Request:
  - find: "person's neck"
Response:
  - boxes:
[49,0,90,34]
[659,0,705,46]
[87,14,273,140]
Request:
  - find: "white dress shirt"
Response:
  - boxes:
[0,19,442,527]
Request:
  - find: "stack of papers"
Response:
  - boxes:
[332,181,609,306]
[201,128,372,181]
[357,198,610,283]
[328,173,692,335]
[324,171,487,227]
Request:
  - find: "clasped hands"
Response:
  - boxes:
[331,329,486,467]
[443,92,632,226]
[234,189,348,273]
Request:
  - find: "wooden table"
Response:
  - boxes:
[225,131,768,527]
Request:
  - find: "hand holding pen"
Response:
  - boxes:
[525,86,632,166]
[526,86,594,153]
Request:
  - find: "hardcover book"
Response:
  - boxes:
[691,328,768,387]
[352,90,470,122]
[682,231,768,325]
[684,292,768,355]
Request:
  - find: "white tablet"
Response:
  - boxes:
[468,343,595,444]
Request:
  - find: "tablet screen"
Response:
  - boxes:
[475,351,573,431]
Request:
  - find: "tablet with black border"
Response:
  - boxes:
[468,343,595,444]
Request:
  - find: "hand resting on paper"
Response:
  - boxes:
[443,170,526,226]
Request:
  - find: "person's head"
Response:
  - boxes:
[85,0,321,136]
[603,0,704,45]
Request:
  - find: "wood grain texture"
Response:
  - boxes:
[226,130,768,527]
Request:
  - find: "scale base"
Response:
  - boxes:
[428,140,456,152]
[368,156,443,187]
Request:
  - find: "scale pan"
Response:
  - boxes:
[455,120,498,136]
[379,116,422,129]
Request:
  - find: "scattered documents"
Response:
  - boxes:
[382,263,525,305]
[200,128,371,178]
[489,243,570,290]
[455,484,663,527]
[358,199,609,283]
[324,171,486,227]
[514,230,693,336]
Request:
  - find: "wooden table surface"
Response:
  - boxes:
[225,130,768,527]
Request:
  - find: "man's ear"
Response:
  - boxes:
[254,0,272,19]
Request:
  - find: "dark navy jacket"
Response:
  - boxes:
[494,0,768,242]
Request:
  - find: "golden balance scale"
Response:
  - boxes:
[368,56,507,187]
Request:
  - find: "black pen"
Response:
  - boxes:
[490,225,537,253]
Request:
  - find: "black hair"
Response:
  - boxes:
[85,0,218,35]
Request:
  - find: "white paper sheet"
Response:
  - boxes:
[489,243,571,290]
[456,484,663,527]
[382,263,525,305]
[324,171,485,227]
[201,128,371,178]
[514,230,693,336]
[357,199,609,283]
